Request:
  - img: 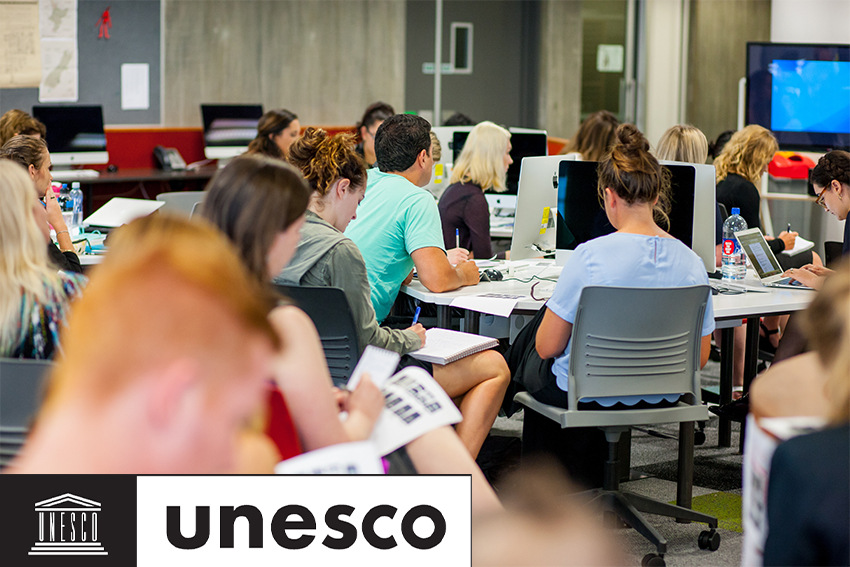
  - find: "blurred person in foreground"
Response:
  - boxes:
[10,214,280,473]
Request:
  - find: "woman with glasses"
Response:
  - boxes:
[785,150,850,290]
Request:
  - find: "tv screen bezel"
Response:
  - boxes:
[745,41,850,152]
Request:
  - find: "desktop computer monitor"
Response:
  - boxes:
[452,130,548,211]
[556,160,717,272]
[32,105,109,166]
[510,155,577,261]
[423,126,475,199]
[200,104,264,160]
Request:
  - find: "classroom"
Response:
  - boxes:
[0,1,848,565]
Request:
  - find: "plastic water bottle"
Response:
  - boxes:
[69,182,83,236]
[721,207,748,281]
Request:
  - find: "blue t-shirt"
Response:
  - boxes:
[546,232,715,406]
[345,169,445,322]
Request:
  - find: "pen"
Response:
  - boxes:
[412,306,421,325]
[455,228,460,249]
[787,223,791,233]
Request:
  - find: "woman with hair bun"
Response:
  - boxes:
[508,123,714,412]
[279,127,510,459]
[246,109,300,160]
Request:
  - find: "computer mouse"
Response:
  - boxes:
[482,268,503,282]
[107,164,119,173]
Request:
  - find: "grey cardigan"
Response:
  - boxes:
[274,211,421,355]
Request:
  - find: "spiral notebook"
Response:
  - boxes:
[409,328,499,365]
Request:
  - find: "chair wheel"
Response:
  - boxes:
[642,553,666,567]
[695,430,706,445]
[698,529,721,551]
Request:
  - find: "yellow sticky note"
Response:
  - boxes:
[539,207,550,234]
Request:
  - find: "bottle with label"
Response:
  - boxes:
[69,182,83,235]
[721,207,748,281]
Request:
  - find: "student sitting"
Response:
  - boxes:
[0,109,46,147]
[559,110,619,161]
[345,113,479,324]
[438,121,512,259]
[762,262,849,566]
[201,156,501,511]
[354,101,394,168]
[508,123,714,409]
[10,214,279,473]
[278,128,510,458]
[0,161,84,359]
[1,134,82,274]
[245,109,300,160]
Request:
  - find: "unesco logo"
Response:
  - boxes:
[28,493,108,556]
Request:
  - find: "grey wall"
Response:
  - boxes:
[164,0,406,128]
[0,0,161,125]
[405,0,535,128]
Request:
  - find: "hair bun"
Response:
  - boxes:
[615,123,649,155]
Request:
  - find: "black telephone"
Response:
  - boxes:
[153,145,187,170]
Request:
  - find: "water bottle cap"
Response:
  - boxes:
[731,207,740,215]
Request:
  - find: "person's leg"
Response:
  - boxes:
[433,350,510,458]
[405,425,503,515]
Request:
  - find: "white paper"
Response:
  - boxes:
[274,441,384,475]
[369,367,462,456]
[451,293,524,317]
[39,0,76,39]
[346,345,400,390]
[121,63,150,110]
[39,38,77,101]
[597,44,624,73]
[0,2,42,88]
[780,235,815,257]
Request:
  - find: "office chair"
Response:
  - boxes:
[156,191,206,218]
[0,358,53,468]
[514,286,720,567]
[274,285,361,388]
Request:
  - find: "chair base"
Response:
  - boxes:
[580,488,719,558]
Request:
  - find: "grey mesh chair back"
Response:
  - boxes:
[567,285,709,409]
[274,285,361,388]
[0,358,53,467]
[156,191,206,218]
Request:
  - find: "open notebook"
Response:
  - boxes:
[409,328,499,365]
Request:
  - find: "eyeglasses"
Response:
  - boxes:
[815,180,833,210]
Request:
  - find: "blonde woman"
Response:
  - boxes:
[438,121,512,259]
[656,124,709,164]
[0,161,84,359]
[714,126,798,254]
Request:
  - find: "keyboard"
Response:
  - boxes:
[52,169,100,180]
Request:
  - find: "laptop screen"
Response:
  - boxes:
[736,228,783,278]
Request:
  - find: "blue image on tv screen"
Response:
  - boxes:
[770,60,850,134]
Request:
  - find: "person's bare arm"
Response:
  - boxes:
[45,194,74,252]
[411,246,479,293]
[535,308,572,360]
[268,305,382,450]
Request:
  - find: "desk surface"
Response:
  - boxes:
[401,260,816,320]
[54,167,218,185]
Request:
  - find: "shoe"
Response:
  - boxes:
[709,393,750,422]
[759,322,779,356]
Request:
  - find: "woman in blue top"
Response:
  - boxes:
[512,123,714,409]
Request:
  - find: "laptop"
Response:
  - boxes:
[734,228,813,289]
[83,197,165,230]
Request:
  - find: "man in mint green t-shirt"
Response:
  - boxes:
[346,114,479,322]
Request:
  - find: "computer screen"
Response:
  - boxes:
[746,42,850,151]
[451,131,548,195]
[31,105,109,166]
[557,160,716,272]
[200,104,264,160]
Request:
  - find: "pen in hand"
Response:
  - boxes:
[412,306,421,325]
[455,228,460,249]
[787,223,791,233]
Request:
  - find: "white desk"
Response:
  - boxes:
[402,262,816,447]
